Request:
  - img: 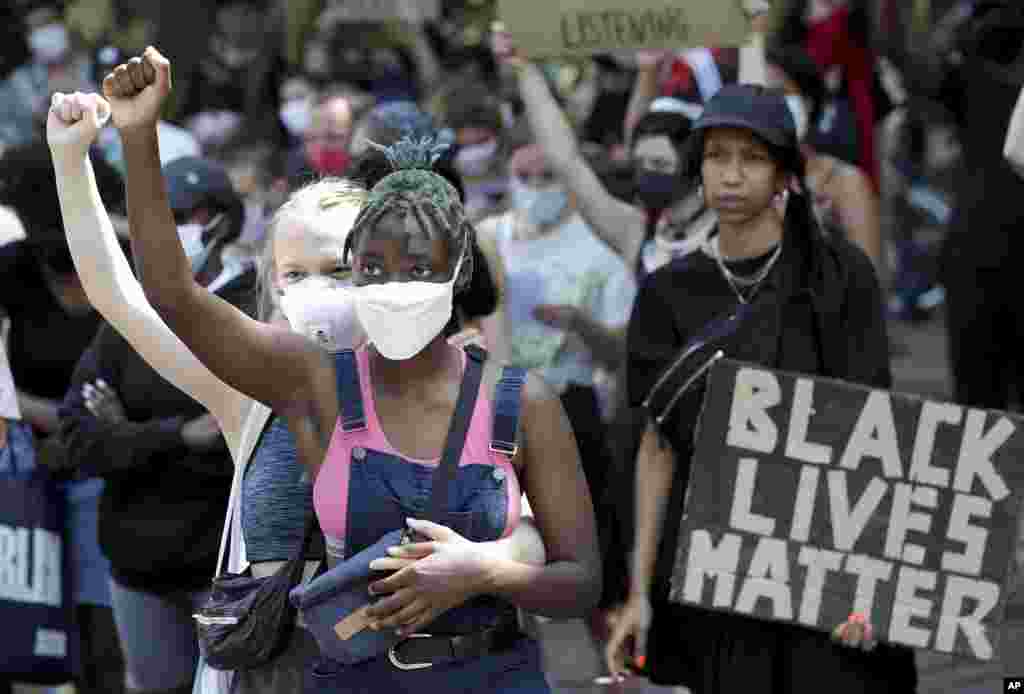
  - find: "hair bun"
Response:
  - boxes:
[368,134,451,173]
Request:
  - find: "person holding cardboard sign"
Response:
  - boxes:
[606,84,918,692]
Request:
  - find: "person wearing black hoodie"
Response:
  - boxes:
[55,157,257,694]
[606,84,917,693]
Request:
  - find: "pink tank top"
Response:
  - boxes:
[313,347,522,549]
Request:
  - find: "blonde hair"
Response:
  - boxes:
[257,178,368,321]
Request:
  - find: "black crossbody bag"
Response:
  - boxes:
[193,474,320,671]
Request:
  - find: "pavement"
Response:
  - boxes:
[530,314,1024,694]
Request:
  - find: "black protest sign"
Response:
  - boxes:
[669,359,1024,660]
[497,0,750,58]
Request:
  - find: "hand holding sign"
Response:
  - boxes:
[604,592,652,680]
[491,22,524,68]
[671,360,1024,660]
[635,49,671,71]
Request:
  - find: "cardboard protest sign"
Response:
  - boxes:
[321,0,441,24]
[497,0,752,58]
[669,359,1024,660]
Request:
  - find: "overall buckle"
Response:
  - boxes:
[387,633,434,670]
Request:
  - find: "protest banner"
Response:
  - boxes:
[496,0,752,58]
[669,359,1024,660]
[320,0,441,24]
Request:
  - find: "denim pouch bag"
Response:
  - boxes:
[288,528,405,665]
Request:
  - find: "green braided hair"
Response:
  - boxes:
[343,135,474,289]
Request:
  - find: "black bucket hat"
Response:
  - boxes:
[686,84,804,178]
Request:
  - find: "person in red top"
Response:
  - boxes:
[777,0,880,189]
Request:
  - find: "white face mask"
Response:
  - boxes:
[177,213,226,275]
[785,94,810,141]
[511,179,569,227]
[278,282,365,353]
[279,98,313,138]
[29,23,69,65]
[352,252,465,361]
[454,139,498,178]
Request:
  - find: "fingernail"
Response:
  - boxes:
[634,655,646,669]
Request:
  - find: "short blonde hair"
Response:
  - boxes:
[257,178,368,321]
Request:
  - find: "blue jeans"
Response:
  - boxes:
[304,635,550,694]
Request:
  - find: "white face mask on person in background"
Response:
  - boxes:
[278,279,366,352]
[279,97,313,138]
[785,94,810,142]
[177,213,226,275]
[353,251,465,361]
[29,23,69,65]
[510,178,569,227]
[453,139,498,178]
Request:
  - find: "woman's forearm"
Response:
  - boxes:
[517,61,646,264]
[483,555,599,618]
[630,426,677,596]
[738,29,767,86]
[121,127,195,311]
[51,147,248,449]
[518,62,582,177]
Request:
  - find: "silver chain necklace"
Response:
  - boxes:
[707,235,783,305]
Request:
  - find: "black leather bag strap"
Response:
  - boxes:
[422,345,486,526]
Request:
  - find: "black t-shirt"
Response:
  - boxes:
[626,235,916,692]
[0,241,101,400]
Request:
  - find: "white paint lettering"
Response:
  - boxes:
[909,401,961,488]
[735,537,793,620]
[941,494,992,576]
[839,391,903,479]
[785,378,832,464]
[729,458,776,537]
[727,368,781,454]
[884,483,938,565]
[954,410,1012,501]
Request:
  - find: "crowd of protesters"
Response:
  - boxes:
[2,1,1024,693]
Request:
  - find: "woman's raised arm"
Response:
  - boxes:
[104,48,323,416]
[47,91,253,452]
[492,28,646,265]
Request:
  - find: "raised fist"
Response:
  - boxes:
[101,47,172,135]
[47,91,110,157]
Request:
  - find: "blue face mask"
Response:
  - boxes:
[511,180,569,227]
[177,213,226,275]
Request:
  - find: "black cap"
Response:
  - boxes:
[162,157,239,215]
[693,84,798,151]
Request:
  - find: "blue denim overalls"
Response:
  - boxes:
[305,347,550,693]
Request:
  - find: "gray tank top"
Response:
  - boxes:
[240,416,324,561]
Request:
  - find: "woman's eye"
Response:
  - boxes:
[361,263,383,277]
[410,266,434,280]
[282,270,307,283]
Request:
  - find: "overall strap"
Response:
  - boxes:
[333,349,366,433]
[423,346,487,524]
[491,365,527,457]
